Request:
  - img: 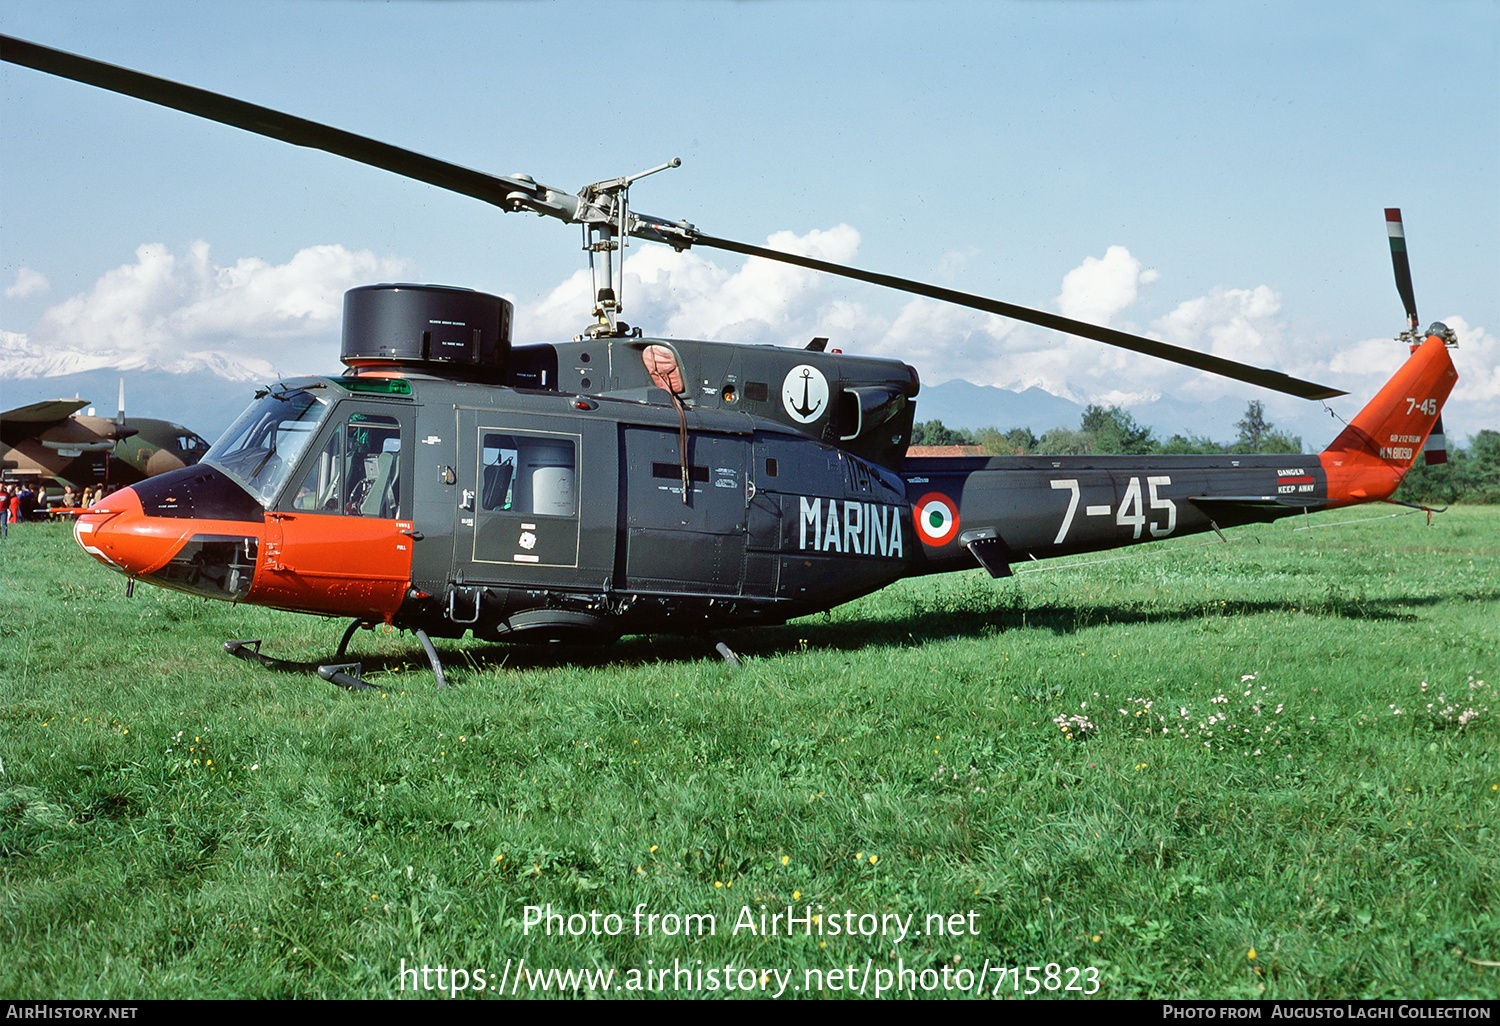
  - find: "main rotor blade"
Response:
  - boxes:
[0,34,558,215]
[692,235,1347,400]
[3,33,1348,400]
[1384,208,1420,330]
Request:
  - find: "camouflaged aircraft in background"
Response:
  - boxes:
[1,383,210,495]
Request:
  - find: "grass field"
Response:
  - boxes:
[1,507,1497,1000]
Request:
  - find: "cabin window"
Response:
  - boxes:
[480,433,576,517]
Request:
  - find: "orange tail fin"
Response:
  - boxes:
[1319,332,1458,506]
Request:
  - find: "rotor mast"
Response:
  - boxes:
[575,158,682,338]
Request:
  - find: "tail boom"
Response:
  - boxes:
[897,333,1457,579]
[1318,332,1457,507]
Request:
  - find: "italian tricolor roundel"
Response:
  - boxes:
[913,492,960,546]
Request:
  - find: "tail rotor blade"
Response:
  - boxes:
[1385,208,1420,329]
[1386,211,1448,464]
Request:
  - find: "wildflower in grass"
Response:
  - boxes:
[1247,948,1257,961]
[1417,675,1491,731]
[1052,712,1096,739]
[780,855,789,865]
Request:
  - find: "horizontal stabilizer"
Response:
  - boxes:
[960,529,1015,578]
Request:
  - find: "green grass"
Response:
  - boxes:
[1,507,1497,999]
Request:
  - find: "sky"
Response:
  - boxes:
[2,0,1497,443]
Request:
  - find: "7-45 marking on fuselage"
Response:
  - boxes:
[1050,476,1177,545]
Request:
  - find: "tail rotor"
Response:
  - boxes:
[1384,208,1451,465]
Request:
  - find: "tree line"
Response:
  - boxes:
[1394,430,1500,505]
[911,401,1499,504]
[911,400,1302,456]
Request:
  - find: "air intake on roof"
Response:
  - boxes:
[341,284,512,378]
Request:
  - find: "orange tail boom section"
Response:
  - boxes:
[1318,334,1457,507]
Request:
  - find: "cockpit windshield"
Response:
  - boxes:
[203,388,331,505]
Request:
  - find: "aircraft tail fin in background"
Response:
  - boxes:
[1319,329,1458,507]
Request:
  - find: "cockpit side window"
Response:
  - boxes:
[289,412,402,517]
[290,433,345,513]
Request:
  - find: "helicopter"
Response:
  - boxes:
[1,35,1459,689]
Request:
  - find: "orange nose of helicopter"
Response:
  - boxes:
[73,486,177,576]
[72,467,265,600]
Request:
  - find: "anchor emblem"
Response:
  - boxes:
[781,364,829,424]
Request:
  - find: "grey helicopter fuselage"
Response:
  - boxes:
[74,282,1457,652]
[79,284,922,645]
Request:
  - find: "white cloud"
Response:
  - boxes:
[12,232,1492,438]
[1,329,30,357]
[5,267,49,300]
[1440,315,1498,404]
[513,235,1282,407]
[1141,284,1303,403]
[1055,245,1159,326]
[520,224,868,346]
[1157,285,1282,364]
[1350,316,1499,442]
[519,226,1032,388]
[3,242,413,380]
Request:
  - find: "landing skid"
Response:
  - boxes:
[223,637,375,690]
[224,619,450,690]
[708,638,741,669]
